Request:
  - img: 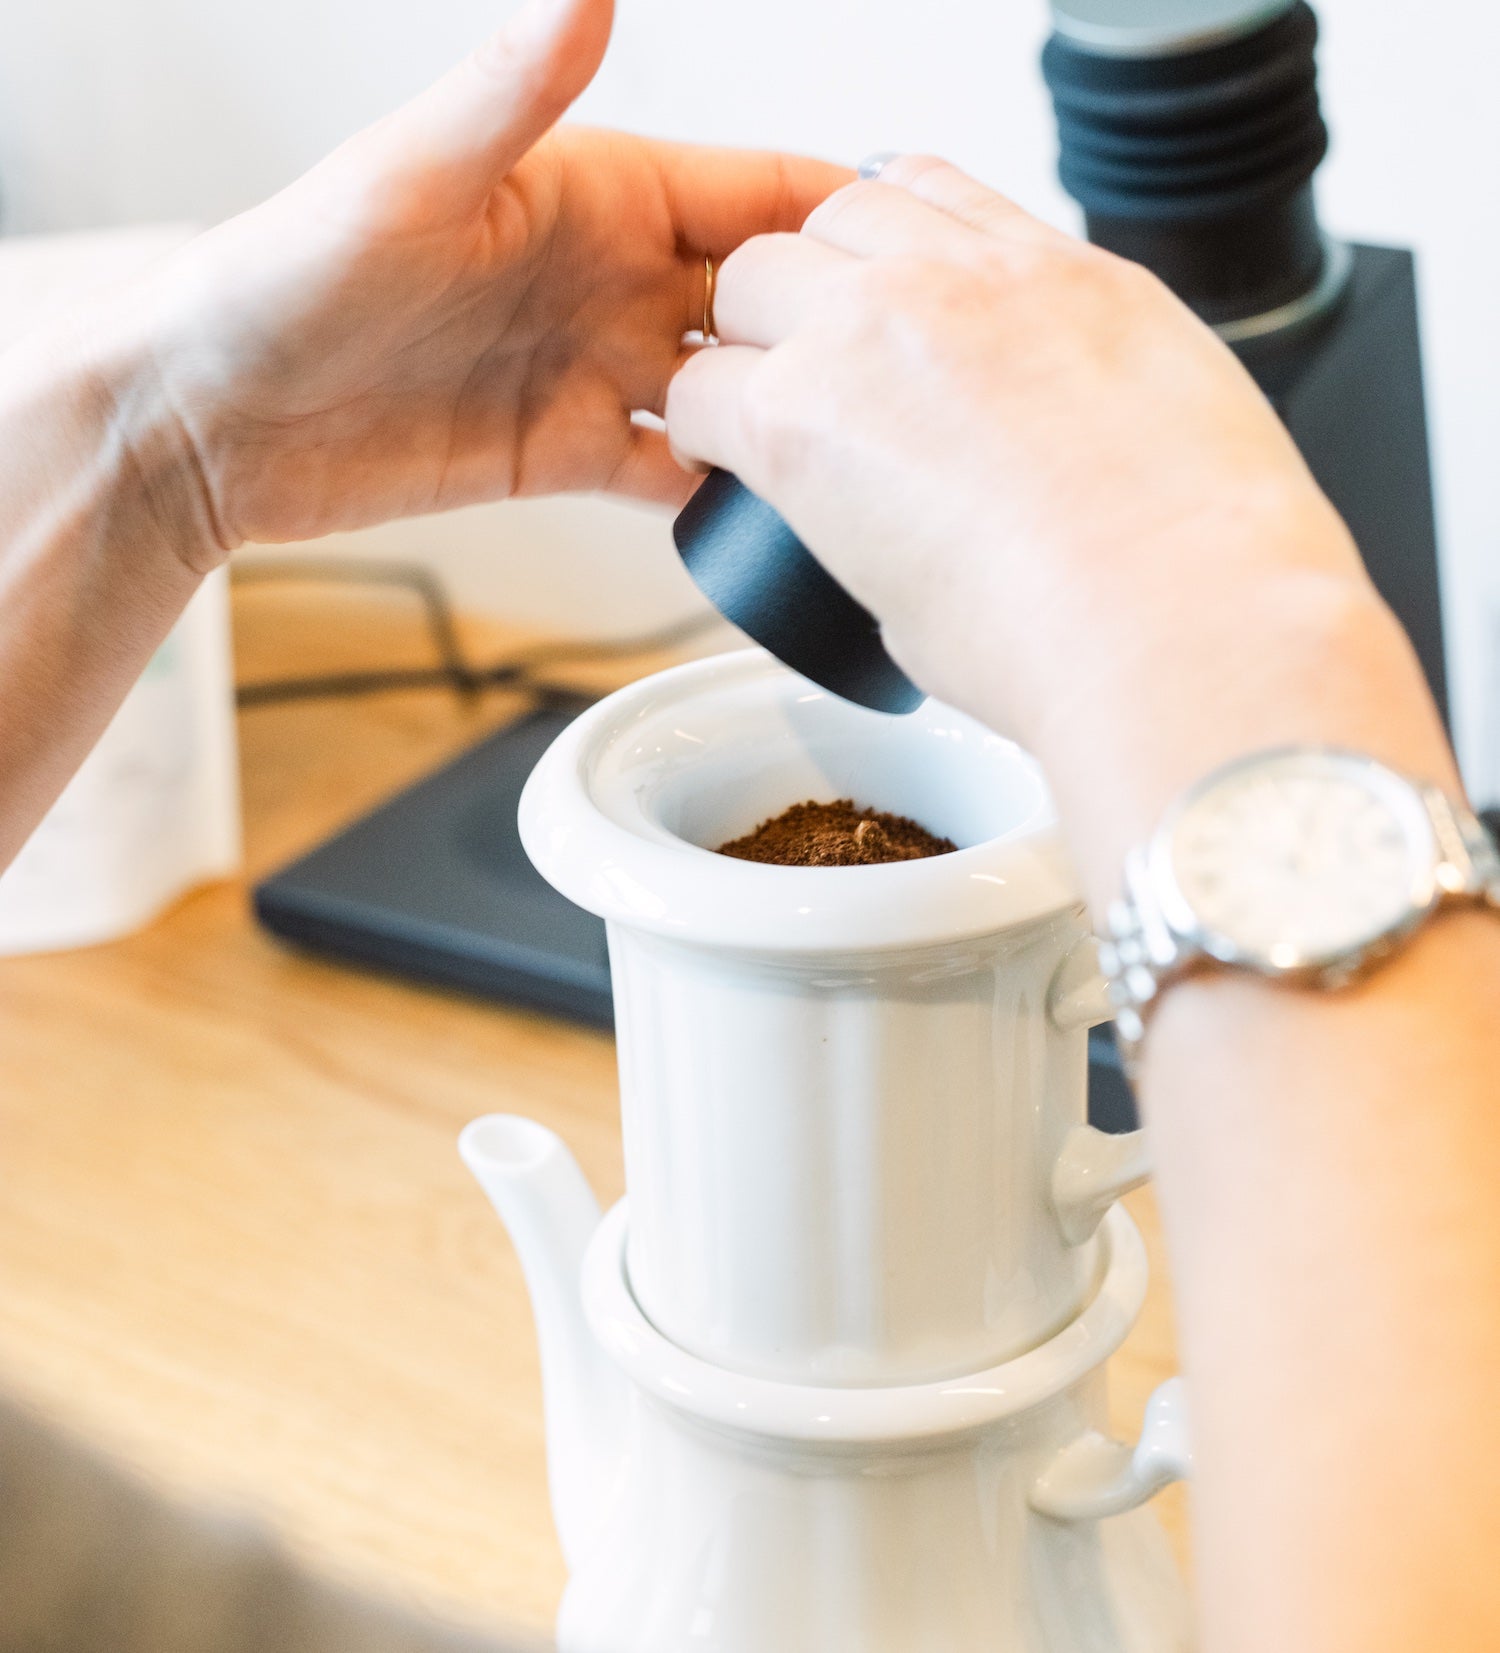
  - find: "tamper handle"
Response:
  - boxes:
[673,469,924,716]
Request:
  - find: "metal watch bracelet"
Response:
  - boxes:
[1098,785,1500,1081]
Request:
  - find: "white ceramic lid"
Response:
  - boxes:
[518,650,1082,955]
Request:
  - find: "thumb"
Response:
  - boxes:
[359,0,613,196]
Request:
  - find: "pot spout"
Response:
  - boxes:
[459,1115,625,1570]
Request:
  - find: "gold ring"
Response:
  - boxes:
[702,253,718,341]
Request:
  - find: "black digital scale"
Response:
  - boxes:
[255,694,612,1029]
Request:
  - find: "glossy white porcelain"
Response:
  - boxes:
[459,1115,623,1570]
[471,652,1188,1648]
[566,1201,1190,1653]
[519,651,1149,1383]
[460,1119,1192,1653]
[518,650,1076,955]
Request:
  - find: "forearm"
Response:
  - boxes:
[1153,917,1500,1653]
[0,297,222,870]
[1015,583,1500,1652]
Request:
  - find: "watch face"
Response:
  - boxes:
[1155,750,1438,972]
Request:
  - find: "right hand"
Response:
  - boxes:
[665,156,1454,899]
[113,0,846,566]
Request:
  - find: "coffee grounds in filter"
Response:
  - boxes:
[717,799,957,868]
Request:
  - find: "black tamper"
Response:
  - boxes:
[672,471,924,716]
[672,149,923,717]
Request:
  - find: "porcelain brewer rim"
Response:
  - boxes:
[518,649,1082,954]
[583,1200,1148,1446]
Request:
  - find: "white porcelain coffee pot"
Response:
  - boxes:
[462,651,1192,1651]
[461,1125,1192,1653]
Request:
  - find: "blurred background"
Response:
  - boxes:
[0,0,1493,798]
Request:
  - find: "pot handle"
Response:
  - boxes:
[1030,1378,1191,1522]
[1046,936,1152,1244]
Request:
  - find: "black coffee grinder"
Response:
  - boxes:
[675,0,1449,1131]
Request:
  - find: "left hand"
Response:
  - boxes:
[115,0,847,560]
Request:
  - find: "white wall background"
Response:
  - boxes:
[0,0,1495,796]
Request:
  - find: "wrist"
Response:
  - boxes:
[44,277,233,579]
[0,282,228,865]
[1020,574,1460,916]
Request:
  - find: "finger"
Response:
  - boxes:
[801,176,994,262]
[651,142,853,261]
[711,233,854,348]
[621,337,714,423]
[874,154,1070,248]
[664,344,764,477]
[355,0,613,197]
[603,424,699,509]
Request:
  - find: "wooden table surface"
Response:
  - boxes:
[0,575,1189,1641]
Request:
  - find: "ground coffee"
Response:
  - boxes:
[717,799,957,868]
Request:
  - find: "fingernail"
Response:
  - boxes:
[858,151,900,181]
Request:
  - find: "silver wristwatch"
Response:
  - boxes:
[1098,747,1500,1075]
